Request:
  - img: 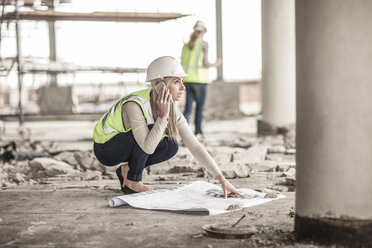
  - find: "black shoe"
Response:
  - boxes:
[123,186,139,195]
[115,166,125,193]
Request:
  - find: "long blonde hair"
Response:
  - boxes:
[188,30,204,49]
[150,77,180,143]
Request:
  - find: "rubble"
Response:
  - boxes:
[54,151,80,169]
[227,204,241,211]
[218,163,251,179]
[264,193,278,198]
[74,151,106,173]
[83,169,103,181]
[29,157,80,177]
[0,140,16,151]
[285,177,296,186]
[267,145,286,154]
[282,167,296,177]
[146,160,202,175]
[233,145,268,164]
[285,148,296,155]
[1,150,50,161]
[251,161,295,173]
[213,149,236,164]
[0,139,107,186]
[0,132,296,198]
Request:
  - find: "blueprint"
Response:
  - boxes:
[108,181,285,215]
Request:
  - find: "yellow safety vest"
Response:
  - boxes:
[93,89,168,144]
[181,37,211,84]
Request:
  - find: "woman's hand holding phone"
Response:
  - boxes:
[156,82,172,120]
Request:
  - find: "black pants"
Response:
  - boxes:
[94,127,178,181]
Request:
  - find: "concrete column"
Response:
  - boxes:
[260,0,295,134]
[296,0,372,246]
[215,0,223,81]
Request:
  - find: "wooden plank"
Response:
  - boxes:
[0,113,102,121]
[3,11,189,22]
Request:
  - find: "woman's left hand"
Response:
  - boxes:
[217,174,244,199]
[221,180,245,198]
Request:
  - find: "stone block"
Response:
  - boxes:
[84,170,102,181]
[54,151,79,170]
[29,157,79,177]
[74,151,106,173]
[218,163,251,179]
[148,159,202,175]
[268,145,286,154]
[283,167,296,177]
[233,144,267,164]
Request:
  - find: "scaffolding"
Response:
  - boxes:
[0,0,188,124]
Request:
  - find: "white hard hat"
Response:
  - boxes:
[193,20,207,32]
[146,56,188,82]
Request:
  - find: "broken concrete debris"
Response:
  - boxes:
[54,151,80,169]
[74,151,106,173]
[285,148,296,155]
[218,163,251,179]
[233,144,268,164]
[268,145,286,154]
[29,157,80,177]
[0,140,16,151]
[282,167,296,177]
[264,193,278,198]
[2,150,50,161]
[0,134,296,195]
[285,177,296,186]
[227,204,241,211]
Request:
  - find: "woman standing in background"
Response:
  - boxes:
[181,20,222,141]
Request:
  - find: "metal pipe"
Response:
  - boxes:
[15,0,24,126]
[0,0,6,59]
[47,0,57,86]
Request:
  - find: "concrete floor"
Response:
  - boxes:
[0,178,296,248]
[0,118,324,247]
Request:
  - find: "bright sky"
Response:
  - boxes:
[1,0,261,87]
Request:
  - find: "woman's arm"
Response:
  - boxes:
[203,42,222,68]
[178,115,243,198]
[178,115,222,177]
[123,102,167,154]
[122,86,172,154]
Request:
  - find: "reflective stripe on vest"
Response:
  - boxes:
[93,89,162,144]
[181,37,211,84]
[183,40,204,70]
[102,94,154,135]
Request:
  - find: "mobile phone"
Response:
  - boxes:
[154,81,166,94]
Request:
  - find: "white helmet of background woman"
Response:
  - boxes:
[146,56,188,82]
[193,20,207,32]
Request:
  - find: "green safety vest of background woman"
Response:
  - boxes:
[181,20,222,141]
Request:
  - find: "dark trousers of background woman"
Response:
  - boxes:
[183,82,207,135]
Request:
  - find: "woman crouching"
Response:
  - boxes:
[93,56,242,198]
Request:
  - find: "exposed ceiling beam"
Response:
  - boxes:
[21,65,147,74]
[3,11,189,22]
[0,59,147,74]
